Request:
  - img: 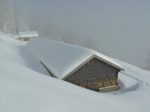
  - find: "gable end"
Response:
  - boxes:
[62,56,121,80]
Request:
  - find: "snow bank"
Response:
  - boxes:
[115,59,150,83]
[0,33,150,112]
[0,33,49,75]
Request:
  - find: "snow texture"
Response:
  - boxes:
[17,31,39,38]
[26,38,124,79]
[0,33,150,112]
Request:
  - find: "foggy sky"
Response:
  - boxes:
[14,0,150,69]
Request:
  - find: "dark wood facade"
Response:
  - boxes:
[65,57,120,91]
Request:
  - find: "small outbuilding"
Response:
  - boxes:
[27,38,124,92]
[17,31,39,41]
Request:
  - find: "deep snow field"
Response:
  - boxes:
[0,33,150,112]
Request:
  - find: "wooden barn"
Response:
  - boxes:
[16,31,39,41]
[64,57,122,92]
[27,38,124,92]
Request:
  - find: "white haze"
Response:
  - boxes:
[3,0,150,70]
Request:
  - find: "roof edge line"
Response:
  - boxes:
[40,61,59,78]
[62,55,124,80]
[93,55,124,71]
[61,55,96,80]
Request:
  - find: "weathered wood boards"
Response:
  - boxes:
[65,58,120,92]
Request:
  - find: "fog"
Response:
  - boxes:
[14,0,150,69]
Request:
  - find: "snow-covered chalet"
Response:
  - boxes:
[27,38,124,92]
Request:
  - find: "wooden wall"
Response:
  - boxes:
[65,57,120,91]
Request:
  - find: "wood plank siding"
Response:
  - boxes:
[65,57,120,91]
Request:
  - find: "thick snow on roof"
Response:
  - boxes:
[18,31,39,38]
[0,33,150,112]
[26,38,124,79]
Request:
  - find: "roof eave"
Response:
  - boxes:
[62,55,124,80]
[93,55,124,71]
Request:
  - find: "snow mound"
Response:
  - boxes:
[0,33,150,112]
[0,33,49,75]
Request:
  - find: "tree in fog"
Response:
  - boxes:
[0,0,28,34]
[144,50,150,70]
[82,36,95,50]
[29,16,62,41]
[27,10,96,50]
[61,30,81,45]
[0,0,16,33]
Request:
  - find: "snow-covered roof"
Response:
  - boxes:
[1,33,150,112]
[26,38,124,79]
[18,31,39,38]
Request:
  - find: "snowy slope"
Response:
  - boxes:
[0,33,150,112]
[0,33,49,75]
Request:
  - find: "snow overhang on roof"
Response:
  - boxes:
[26,38,124,79]
[18,31,39,38]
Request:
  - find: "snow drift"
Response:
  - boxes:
[0,33,150,112]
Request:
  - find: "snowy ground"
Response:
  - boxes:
[0,33,150,112]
